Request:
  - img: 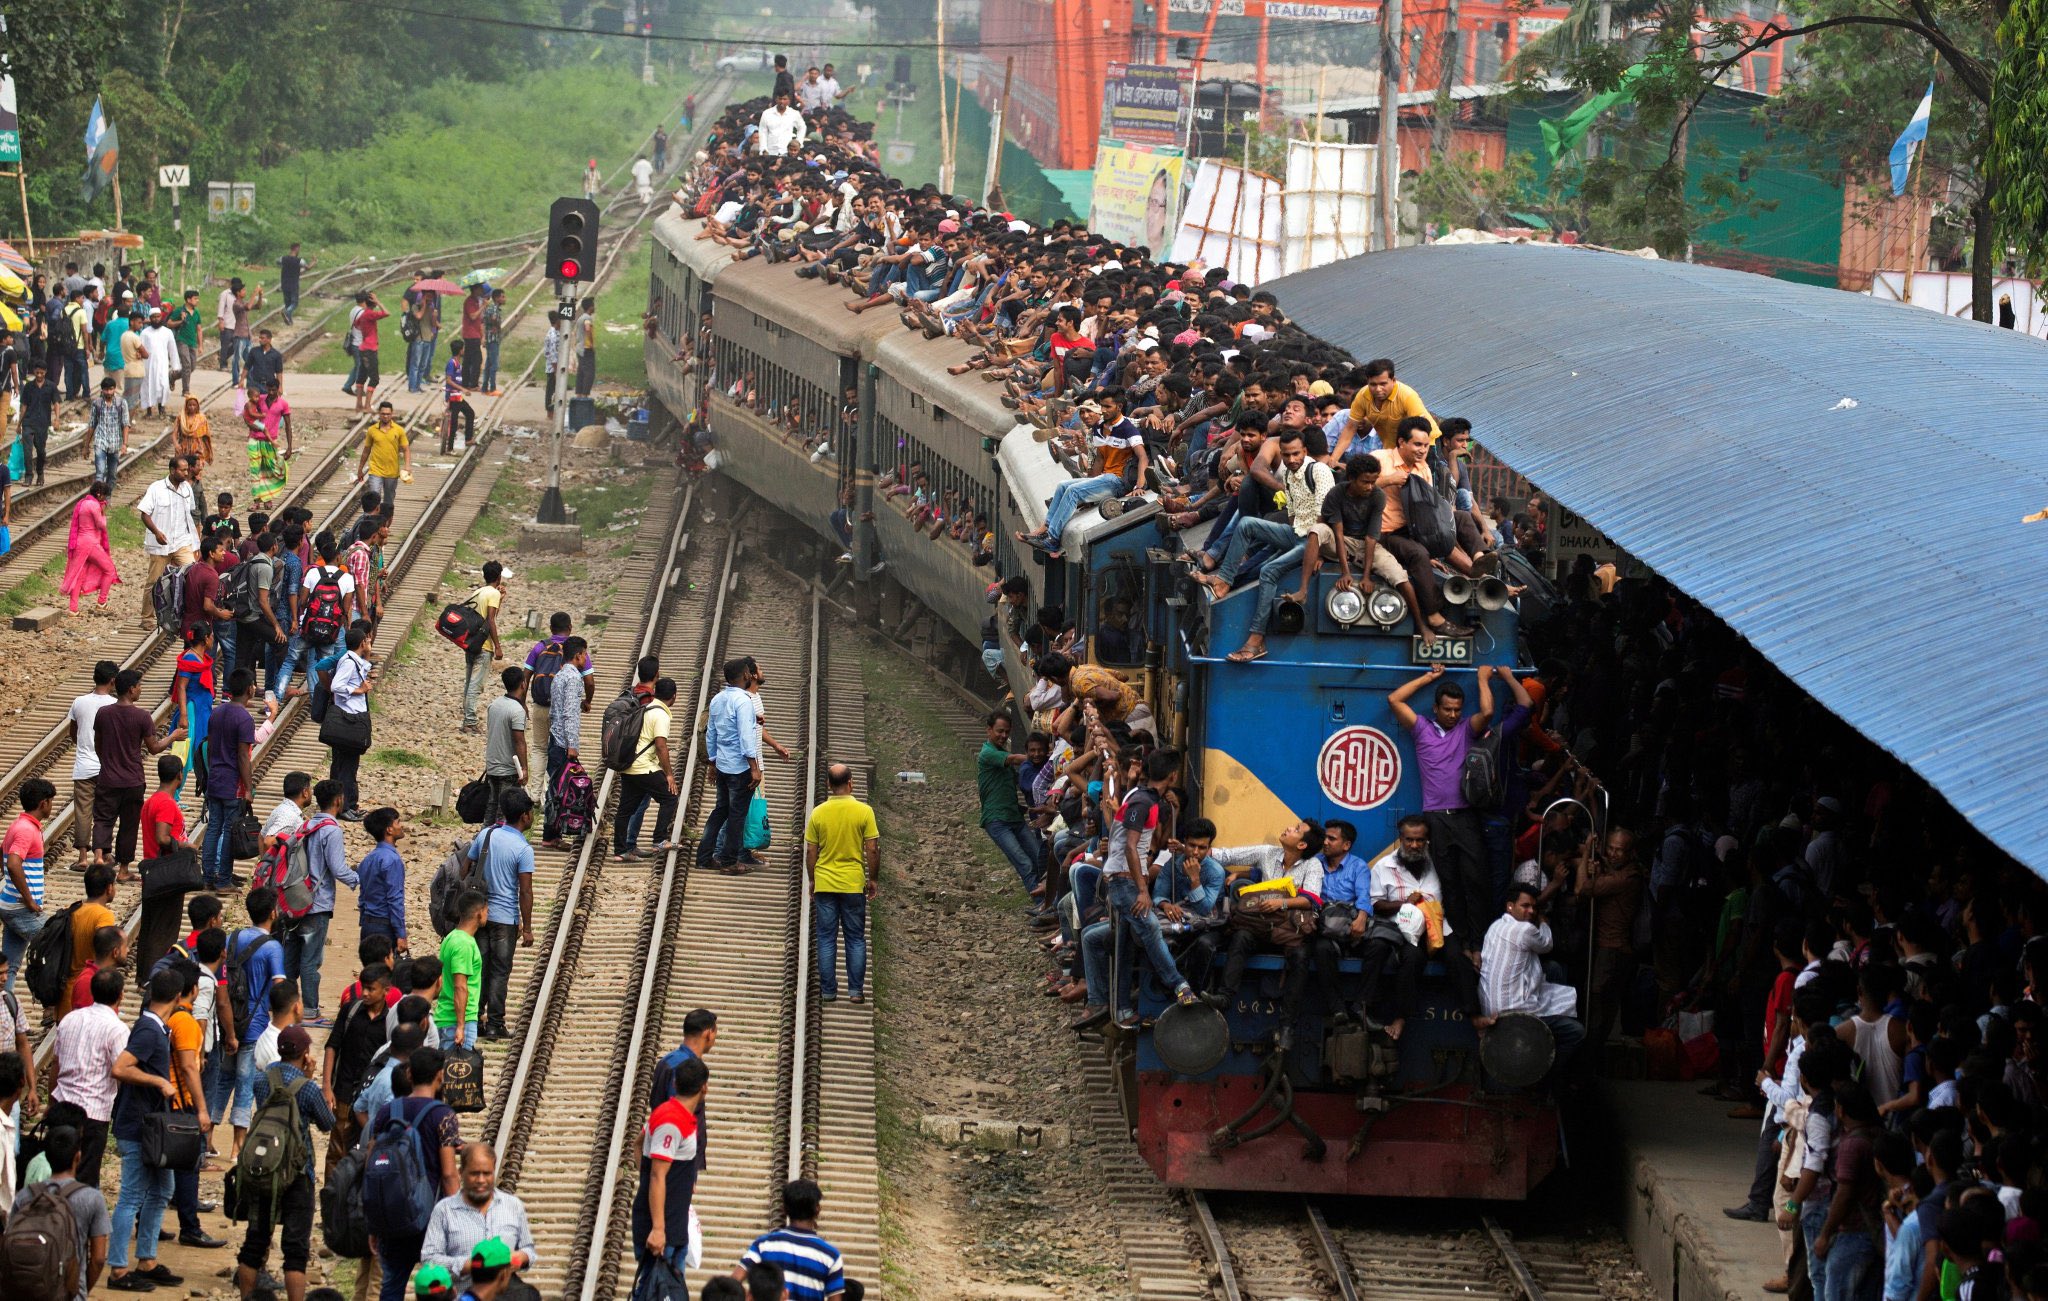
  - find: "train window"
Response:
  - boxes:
[1092,559,1148,667]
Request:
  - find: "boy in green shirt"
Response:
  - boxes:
[437,889,486,1049]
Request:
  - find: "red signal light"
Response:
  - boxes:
[559,259,583,279]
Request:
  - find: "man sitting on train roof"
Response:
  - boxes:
[1195,427,1335,664]
[1015,392,1147,559]
[1331,358,1438,459]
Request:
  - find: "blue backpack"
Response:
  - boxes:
[361,1101,442,1237]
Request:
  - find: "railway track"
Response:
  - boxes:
[0,76,709,596]
[1192,1192,1631,1301]
[19,70,743,1068]
[484,492,882,1300]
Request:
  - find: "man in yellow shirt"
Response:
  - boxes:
[461,561,507,733]
[355,400,412,521]
[1335,358,1437,458]
[803,763,879,1003]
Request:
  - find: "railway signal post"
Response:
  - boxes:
[539,196,599,525]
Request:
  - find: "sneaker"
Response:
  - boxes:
[1723,1204,1771,1222]
[138,1266,183,1285]
[107,1274,156,1292]
[178,1231,229,1249]
[339,810,365,824]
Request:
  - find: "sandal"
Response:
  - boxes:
[1225,645,1268,663]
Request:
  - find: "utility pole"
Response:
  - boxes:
[1376,0,1402,251]
[985,56,1014,205]
[1430,0,1460,164]
[1585,0,1611,162]
[935,0,954,195]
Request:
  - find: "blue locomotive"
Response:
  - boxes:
[645,211,1563,1199]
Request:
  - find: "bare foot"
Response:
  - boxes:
[1470,1014,1495,1035]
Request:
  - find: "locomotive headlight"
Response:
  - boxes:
[1365,586,1406,627]
[1325,585,1365,626]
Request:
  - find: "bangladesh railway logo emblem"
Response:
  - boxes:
[1317,726,1401,810]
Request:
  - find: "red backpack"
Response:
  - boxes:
[253,816,333,921]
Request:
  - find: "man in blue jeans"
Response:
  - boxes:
[105,967,187,1292]
[1074,747,1203,1030]
[1197,429,1335,662]
[1016,394,1148,559]
[696,658,761,873]
[228,888,287,1140]
[976,713,1042,897]
[804,763,880,1004]
[287,781,355,1025]
[202,668,258,891]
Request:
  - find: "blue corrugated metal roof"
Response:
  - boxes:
[1271,244,2048,875]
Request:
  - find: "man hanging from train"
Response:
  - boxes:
[1368,813,1491,1033]
[1479,883,1586,1084]
[1388,664,1497,943]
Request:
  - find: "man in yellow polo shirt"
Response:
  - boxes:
[803,762,880,1004]
[355,400,412,521]
[1335,357,1437,458]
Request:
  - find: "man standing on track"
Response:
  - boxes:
[356,401,410,522]
[696,660,759,874]
[278,244,312,327]
[574,299,598,399]
[459,286,484,391]
[137,453,199,627]
[804,763,879,1004]
[632,155,656,205]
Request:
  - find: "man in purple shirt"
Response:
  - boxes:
[1388,664,1495,942]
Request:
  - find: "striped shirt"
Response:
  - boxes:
[0,814,44,910]
[51,1003,129,1120]
[739,1227,846,1301]
[1477,914,1576,1020]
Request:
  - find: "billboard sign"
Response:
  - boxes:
[1088,142,1185,251]
[1101,62,1194,150]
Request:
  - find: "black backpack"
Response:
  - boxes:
[23,902,80,1008]
[223,561,260,623]
[225,929,270,1041]
[1458,737,1502,809]
[600,691,653,772]
[528,640,567,707]
[1401,469,1457,559]
[320,1143,372,1259]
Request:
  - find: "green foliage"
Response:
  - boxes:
[1408,150,1544,234]
[1992,0,2048,270]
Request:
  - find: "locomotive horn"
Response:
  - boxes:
[1441,574,1474,605]
[1475,575,1511,611]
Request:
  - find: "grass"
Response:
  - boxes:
[592,258,653,392]
[188,69,688,279]
[370,746,433,768]
[564,473,653,540]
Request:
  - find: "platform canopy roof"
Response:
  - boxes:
[1272,244,2048,875]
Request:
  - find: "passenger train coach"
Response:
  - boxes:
[645,208,1565,1200]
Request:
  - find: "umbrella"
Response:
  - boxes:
[461,267,505,287]
[410,277,463,295]
[0,241,30,275]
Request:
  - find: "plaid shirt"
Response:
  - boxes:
[89,396,129,451]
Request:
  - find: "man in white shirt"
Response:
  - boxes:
[262,771,313,854]
[796,66,832,112]
[1478,883,1583,1080]
[630,155,656,204]
[67,663,118,871]
[1370,813,1488,1028]
[50,967,131,1186]
[136,454,199,628]
[756,92,807,158]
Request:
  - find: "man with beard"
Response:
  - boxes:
[1369,813,1490,1032]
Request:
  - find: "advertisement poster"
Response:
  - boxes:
[1088,142,1185,251]
[1101,62,1193,149]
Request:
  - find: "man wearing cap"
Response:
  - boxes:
[1014,397,1147,559]
[420,1144,538,1290]
[233,1023,334,1301]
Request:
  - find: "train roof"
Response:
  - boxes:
[1271,242,2048,877]
[714,246,899,356]
[872,330,1016,429]
[653,209,735,281]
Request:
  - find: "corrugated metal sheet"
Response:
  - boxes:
[1271,243,2048,875]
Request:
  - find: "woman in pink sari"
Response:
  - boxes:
[61,480,120,610]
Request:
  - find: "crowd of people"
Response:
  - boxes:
[672,68,2048,1301]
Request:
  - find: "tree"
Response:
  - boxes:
[1408,149,1544,235]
